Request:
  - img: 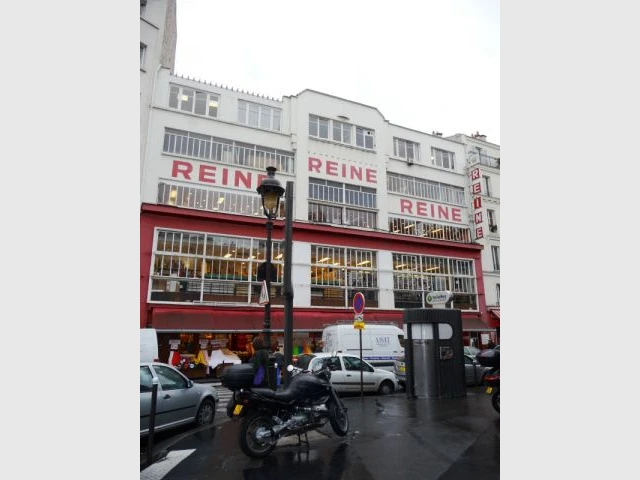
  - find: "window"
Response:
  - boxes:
[392,253,478,310]
[309,115,375,150]
[496,283,500,305]
[308,178,377,228]
[309,115,329,139]
[310,245,378,308]
[169,85,219,118]
[491,246,500,271]
[238,100,282,131]
[343,356,373,372]
[487,209,497,232]
[356,126,375,149]
[387,172,466,206]
[153,365,188,391]
[431,148,456,170]
[393,138,420,162]
[140,366,153,393]
[140,43,146,69]
[482,176,492,196]
[333,120,351,144]
[149,229,285,305]
[162,128,295,174]
[388,217,471,243]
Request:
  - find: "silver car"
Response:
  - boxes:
[464,354,493,386]
[297,353,399,395]
[140,362,219,436]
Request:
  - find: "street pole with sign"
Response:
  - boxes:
[353,292,365,397]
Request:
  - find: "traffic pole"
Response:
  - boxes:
[147,377,159,467]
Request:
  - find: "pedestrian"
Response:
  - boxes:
[271,341,285,387]
[250,336,270,388]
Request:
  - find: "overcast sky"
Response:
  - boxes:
[174,0,500,144]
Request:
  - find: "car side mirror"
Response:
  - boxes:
[187,380,194,388]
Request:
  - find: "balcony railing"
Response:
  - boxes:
[468,152,500,169]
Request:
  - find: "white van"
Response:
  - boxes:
[321,323,404,371]
[140,328,159,363]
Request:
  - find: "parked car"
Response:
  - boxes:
[296,352,399,395]
[394,355,406,389]
[464,345,481,357]
[464,354,493,386]
[394,353,490,387]
[140,362,219,437]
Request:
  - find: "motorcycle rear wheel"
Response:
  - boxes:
[328,401,349,436]
[492,391,500,413]
[239,412,277,458]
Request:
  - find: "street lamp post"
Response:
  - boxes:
[256,166,285,351]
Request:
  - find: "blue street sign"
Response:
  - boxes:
[353,292,365,315]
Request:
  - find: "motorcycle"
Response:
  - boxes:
[221,361,349,458]
[484,368,500,413]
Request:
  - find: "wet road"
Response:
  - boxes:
[142,387,499,479]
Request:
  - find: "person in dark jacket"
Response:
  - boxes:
[250,336,270,388]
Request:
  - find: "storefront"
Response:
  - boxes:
[155,330,325,379]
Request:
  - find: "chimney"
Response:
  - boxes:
[472,131,487,141]
[432,131,442,137]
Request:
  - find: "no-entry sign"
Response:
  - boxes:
[352,292,365,315]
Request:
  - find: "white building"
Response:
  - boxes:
[449,132,501,341]
[139,0,499,374]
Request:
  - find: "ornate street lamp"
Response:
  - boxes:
[256,166,285,351]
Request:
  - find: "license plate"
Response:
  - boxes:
[486,387,493,394]
[233,404,243,415]
[399,366,405,374]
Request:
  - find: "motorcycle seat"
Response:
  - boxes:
[252,387,298,404]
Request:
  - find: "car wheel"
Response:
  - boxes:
[196,398,215,426]
[378,380,394,395]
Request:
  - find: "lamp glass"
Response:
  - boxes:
[263,191,279,215]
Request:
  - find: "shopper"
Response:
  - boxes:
[250,336,269,388]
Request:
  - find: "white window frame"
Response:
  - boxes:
[169,84,219,118]
[431,147,456,170]
[332,120,352,144]
[491,246,500,271]
[140,43,146,69]
[309,114,330,139]
[483,175,492,196]
[237,100,282,131]
[356,126,375,150]
[487,209,497,232]
[393,137,420,162]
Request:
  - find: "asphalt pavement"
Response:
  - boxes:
[141,386,499,480]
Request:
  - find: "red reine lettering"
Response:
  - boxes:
[400,199,413,214]
[172,160,193,179]
[325,161,338,176]
[308,157,322,173]
[199,165,217,183]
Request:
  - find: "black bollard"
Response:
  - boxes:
[146,378,159,467]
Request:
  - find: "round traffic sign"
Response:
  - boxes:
[353,292,365,315]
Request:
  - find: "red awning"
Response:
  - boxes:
[149,307,404,332]
[462,317,494,331]
[484,309,500,328]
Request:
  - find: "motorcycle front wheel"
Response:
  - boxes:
[239,412,278,458]
[328,401,349,436]
[492,390,500,413]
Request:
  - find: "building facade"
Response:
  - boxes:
[139,1,499,376]
[449,133,501,345]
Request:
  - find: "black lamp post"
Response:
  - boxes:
[256,166,285,350]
